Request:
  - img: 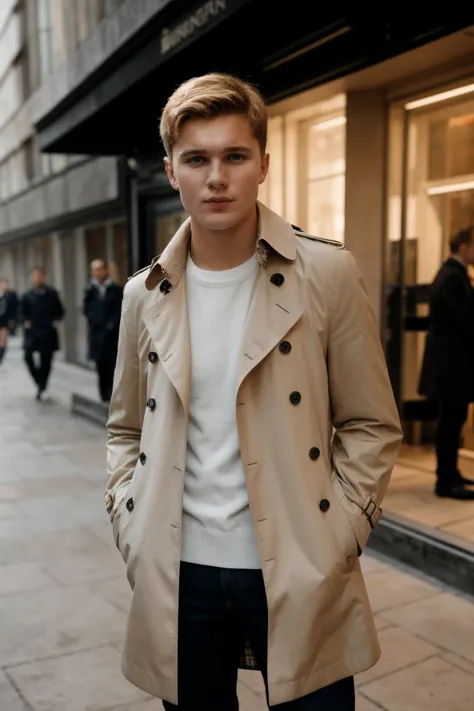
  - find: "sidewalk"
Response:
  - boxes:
[1,341,474,710]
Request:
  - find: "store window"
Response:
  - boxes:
[155,209,188,255]
[85,225,107,268]
[258,94,346,242]
[386,84,474,444]
[304,116,346,242]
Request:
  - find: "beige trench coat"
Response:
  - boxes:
[106,202,402,706]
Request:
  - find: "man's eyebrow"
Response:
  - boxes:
[179,149,207,158]
[179,146,252,158]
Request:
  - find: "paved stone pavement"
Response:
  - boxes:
[1,338,474,711]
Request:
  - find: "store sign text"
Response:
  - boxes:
[161,0,227,55]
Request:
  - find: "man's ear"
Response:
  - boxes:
[259,153,270,185]
[164,157,179,191]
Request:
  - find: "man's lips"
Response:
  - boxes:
[204,197,233,203]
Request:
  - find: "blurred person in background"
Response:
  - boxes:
[420,226,474,500]
[0,278,19,365]
[83,259,123,403]
[21,267,65,401]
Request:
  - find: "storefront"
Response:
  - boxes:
[380,76,474,547]
[29,2,474,552]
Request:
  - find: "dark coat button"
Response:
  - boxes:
[148,352,158,363]
[289,391,301,405]
[147,398,156,411]
[319,499,330,512]
[279,341,292,354]
[270,273,285,287]
[126,497,134,512]
[160,279,172,294]
[139,452,147,465]
[309,447,320,461]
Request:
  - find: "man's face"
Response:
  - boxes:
[91,261,107,283]
[0,280,7,292]
[165,114,269,233]
[31,270,45,289]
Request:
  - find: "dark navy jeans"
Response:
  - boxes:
[163,561,355,710]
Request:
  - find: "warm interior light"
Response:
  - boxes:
[426,180,474,196]
[405,83,474,110]
[449,114,474,127]
[311,116,347,132]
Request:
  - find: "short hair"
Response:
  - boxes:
[160,73,268,157]
[91,259,107,269]
[31,266,45,274]
[449,227,474,254]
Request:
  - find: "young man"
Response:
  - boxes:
[21,267,65,401]
[83,259,123,403]
[106,73,402,709]
[419,227,474,500]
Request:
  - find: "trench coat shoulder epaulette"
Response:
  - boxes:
[127,265,151,282]
[291,225,345,250]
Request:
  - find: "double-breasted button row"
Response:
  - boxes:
[148,351,158,363]
[140,452,147,465]
[147,398,156,411]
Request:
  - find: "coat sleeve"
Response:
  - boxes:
[105,283,142,520]
[327,250,403,552]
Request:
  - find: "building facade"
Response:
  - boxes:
[0,0,129,365]
[2,1,474,447]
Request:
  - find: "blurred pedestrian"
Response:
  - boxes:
[420,226,474,499]
[21,267,65,401]
[0,278,19,365]
[83,259,123,403]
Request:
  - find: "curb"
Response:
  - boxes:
[368,511,474,595]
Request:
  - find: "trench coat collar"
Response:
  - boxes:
[141,202,302,413]
[144,201,297,291]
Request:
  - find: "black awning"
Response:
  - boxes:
[35,1,474,156]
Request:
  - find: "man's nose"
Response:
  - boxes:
[207,159,228,188]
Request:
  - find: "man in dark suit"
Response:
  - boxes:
[83,259,123,403]
[21,267,65,401]
[427,227,474,499]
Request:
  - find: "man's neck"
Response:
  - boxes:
[189,206,258,271]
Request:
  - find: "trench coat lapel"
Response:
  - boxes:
[140,204,303,409]
[142,221,191,415]
[236,204,304,396]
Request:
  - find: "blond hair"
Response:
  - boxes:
[160,73,267,157]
